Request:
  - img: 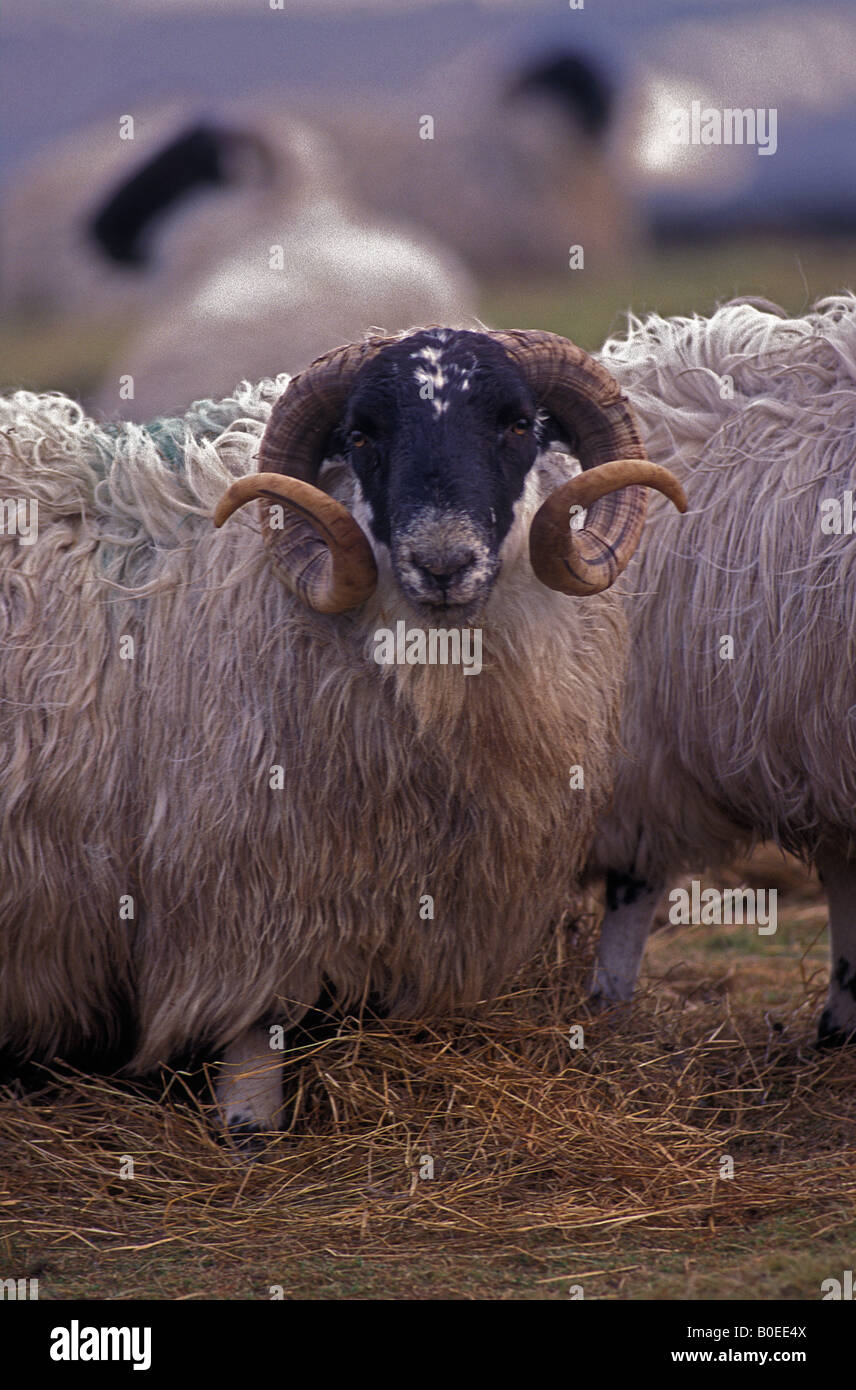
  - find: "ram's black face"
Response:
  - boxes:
[338,329,545,619]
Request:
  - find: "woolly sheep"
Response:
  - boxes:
[91,192,474,421]
[3,104,293,321]
[586,295,856,1047]
[310,43,635,275]
[0,326,683,1137]
[3,105,475,417]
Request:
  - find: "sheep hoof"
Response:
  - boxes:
[222,1112,271,1159]
[816,1009,856,1050]
[583,991,632,1018]
[583,992,611,1015]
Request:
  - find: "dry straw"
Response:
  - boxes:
[1,900,854,1276]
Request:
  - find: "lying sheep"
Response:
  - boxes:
[91,191,473,421]
[0,327,683,1135]
[312,42,634,275]
[586,295,856,1046]
[3,105,286,321]
[3,107,474,417]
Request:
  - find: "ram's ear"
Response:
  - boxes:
[323,422,350,459]
[534,410,580,457]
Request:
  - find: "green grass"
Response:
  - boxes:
[4,1207,852,1301]
[0,312,132,402]
[482,235,856,349]
[3,235,856,406]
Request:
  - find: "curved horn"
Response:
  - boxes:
[492,330,687,595]
[213,336,396,612]
[528,459,687,595]
[214,473,377,614]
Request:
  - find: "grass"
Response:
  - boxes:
[3,235,856,407]
[482,234,856,350]
[1,850,854,1301]
[0,311,132,403]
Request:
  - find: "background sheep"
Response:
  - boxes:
[90,169,474,420]
[3,104,475,419]
[0,326,684,1137]
[586,294,856,1047]
[2,103,297,321]
[308,41,635,276]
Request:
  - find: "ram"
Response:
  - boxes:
[0,327,683,1137]
[586,295,856,1047]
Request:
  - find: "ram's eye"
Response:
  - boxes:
[509,417,531,436]
[349,429,369,448]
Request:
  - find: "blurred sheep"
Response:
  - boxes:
[3,103,475,419]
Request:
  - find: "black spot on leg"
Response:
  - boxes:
[817,959,856,1047]
[833,956,856,1000]
[605,869,650,913]
[222,1114,268,1160]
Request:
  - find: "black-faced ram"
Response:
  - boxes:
[0,327,684,1136]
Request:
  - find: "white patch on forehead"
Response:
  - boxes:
[410,340,474,417]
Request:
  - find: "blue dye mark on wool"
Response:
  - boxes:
[93,396,259,473]
[91,397,258,581]
[143,398,250,469]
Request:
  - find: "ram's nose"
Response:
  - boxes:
[394,519,496,613]
[410,547,476,588]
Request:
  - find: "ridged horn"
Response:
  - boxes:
[213,473,377,614]
[492,330,687,595]
[213,336,397,612]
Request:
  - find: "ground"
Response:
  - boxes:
[3,234,856,401]
[1,847,854,1300]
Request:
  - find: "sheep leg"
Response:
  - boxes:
[815,850,856,1047]
[588,870,665,1005]
[215,1026,284,1141]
